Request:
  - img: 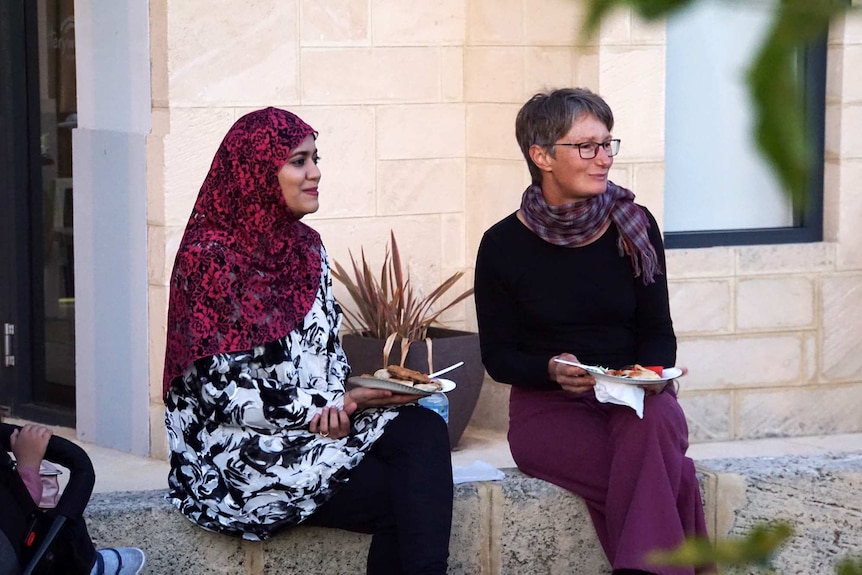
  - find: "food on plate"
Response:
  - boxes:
[605,364,661,380]
[385,365,434,384]
[363,365,443,392]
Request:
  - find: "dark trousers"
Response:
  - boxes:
[509,386,708,575]
[305,406,453,575]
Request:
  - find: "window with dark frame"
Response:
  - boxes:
[663,3,826,250]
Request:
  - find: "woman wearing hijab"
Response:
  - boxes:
[163,107,453,575]
[473,89,709,575]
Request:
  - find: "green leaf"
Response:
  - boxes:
[649,521,794,569]
[582,0,695,38]
[837,556,862,575]
[626,0,697,20]
[747,0,846,209]
[583,0,626,36]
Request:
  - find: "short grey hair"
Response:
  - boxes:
[515,88,614,185]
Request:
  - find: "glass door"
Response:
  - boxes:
[0,0,77,425]
[38,0,77,410]
[0,0,32,417]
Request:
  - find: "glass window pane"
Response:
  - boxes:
[665,0,795,233]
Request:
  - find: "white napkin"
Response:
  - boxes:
[594,380,645,418]
[452,460,506,484]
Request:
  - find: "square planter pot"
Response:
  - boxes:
[340,328,484,449]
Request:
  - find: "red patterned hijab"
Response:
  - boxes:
[162,107,322,398]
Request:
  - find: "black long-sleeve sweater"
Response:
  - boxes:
[474,208,676,390]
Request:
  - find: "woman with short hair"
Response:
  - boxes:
[474,88,710,575]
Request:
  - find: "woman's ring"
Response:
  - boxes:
[321,432,329,437]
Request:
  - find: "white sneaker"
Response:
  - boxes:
[90,547,146,575]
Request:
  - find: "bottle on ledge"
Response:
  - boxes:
[418,392,449,424]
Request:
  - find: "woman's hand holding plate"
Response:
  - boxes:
[549,353,596,394]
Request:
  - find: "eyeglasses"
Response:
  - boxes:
[551,139,621,159]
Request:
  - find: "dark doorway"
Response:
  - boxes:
[0,0,77,426]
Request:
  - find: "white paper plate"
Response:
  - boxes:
[347,376,457,396]
[553,359,683,384]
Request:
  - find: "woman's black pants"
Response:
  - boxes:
[305,405,453,575]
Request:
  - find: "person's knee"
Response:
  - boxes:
[630,394,688,447]
[398,405,448,431]
[389,406,451,452]
[642,392,685,425]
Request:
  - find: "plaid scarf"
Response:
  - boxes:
[519,181,660,285]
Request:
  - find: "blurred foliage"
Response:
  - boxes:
[648,520,862,574]
[649,521,793,572]
[837,556,862,575]
[581,0,855,208]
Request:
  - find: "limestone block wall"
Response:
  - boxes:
[145,0,862,456]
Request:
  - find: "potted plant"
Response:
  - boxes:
[331,231,483,448]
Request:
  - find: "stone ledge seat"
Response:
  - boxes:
[84,470,607,575]
[84,453,862,575]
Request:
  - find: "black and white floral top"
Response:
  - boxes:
[165,252,398,540]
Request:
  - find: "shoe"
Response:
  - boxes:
[90,547,146,575]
